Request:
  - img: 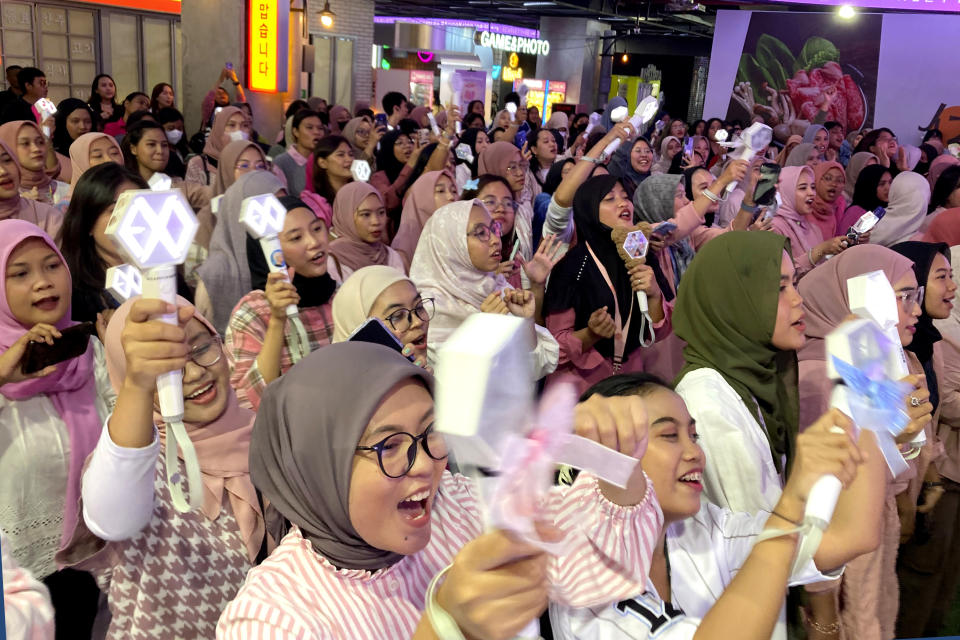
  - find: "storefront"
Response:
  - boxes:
[0,0,181,106]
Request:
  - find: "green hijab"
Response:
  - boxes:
[673,231,799,472]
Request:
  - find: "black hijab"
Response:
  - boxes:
[891,241,950,410]
[247,195,337,307]
[848,164,889,213]
[53,99,96,157]
[375,130,410,184]
[544,175,670,361]
[542,158,575,196]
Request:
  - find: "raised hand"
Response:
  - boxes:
[264,272,299,321]
[520,234,564,286]
[503,288,535,319]
[0,323,63,385]
[480,292,509,315]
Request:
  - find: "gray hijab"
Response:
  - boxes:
[250,341,435,571]
[633,173,696,291]
[785,142,816,167]
[803,124,826,145]
[197,170,285,334]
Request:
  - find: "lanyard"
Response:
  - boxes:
[585,242,634,372]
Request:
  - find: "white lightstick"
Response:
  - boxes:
[601,95,659,159]
[847,270,922,450]
[350,159,371,183]
[105,189,202,512]
[506,101,517,123]
[723,122,772,194]
[239,193,311,363]
[105,264,143,305]
[148,172,172,192]
[34,98,57,138]
[426,111,442,136]
[620,230,656,347]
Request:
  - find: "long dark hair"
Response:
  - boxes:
[528,128,556,187]
[87,74,121,123]
[931,165,960,213]
[52,98,96,157]
[150,82,173,113]
[58,163,148,290]
[120,120,167,174]
[311,134,351,203]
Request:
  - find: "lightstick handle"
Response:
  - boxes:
[259,236,298,318]
[804,384,853,528]
[725,148,757,194]
[635,290,648,314]
[427,112,441,136]
[142,265,184,423]
[601,114,643,158]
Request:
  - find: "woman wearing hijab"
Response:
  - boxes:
[892,241,957,639]
[845,151,880,200]
[331,265,433,366]
[227,195,335,410]
[410,199,559,377]
[923,208,960,246]
[673,232,803,515]
[776,134,803,167]
[927,154,960,193]
[329,182,406,281]
[809,160,847,239]
[0,121,67,205]
[326,105,351,135]
[784,142,821,170]
[478,141,538,261]
[196,171,286,335]
[185,106,250,187]
[542,175,667,391]
[929,165,960,217]
[67,132,123,198]
[837,164,891,235]
[797,245,931,640]
[0,141,64,239]
[803,124,829,160]
[608,136,654,199]
[217,340,661,639]
[452,127,489,190]
[58,296,265,638]
[51,99,95,183]
[341,116,379,166]
[0,220,112,636]
[652,135,680,175]
[770,165,849,277]
[870,172,931,247]
[392,170,457,266]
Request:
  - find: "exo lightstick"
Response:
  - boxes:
[722,122,773,194]
[239,193,311,363]
[105,264,143,305]
[506,101,518,123]
[600,95,659,159]
[105,188,202,512]
[350,159,371,183]
[612,228,655,348]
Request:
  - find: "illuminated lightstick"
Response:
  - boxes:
[105,264,143,305]
[239,193,311,363]
[847,270,924,451]
[506,101,517,123]
[33,98,57,137]
[601,95,659,159]
[147,172,172,191]
[454,144,474,163]
[350,159,371,183]
[722,122,772,194]
[790,317,911,575]
[611,226,656,348]
[450,74,464,135]
[105,189,202,512]
[426,111,442,136]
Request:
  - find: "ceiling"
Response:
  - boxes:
[373,0,721,39]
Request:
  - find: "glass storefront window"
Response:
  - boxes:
[311,33,354,108]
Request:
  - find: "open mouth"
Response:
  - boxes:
[33,295,59,311]
[678,470,703,490]
[792,315,806,331]
[0,177,14,189]
[185,381,217,404]
[309,250,327,265]
[619,209,632,221]
[397,488,431,524]
[491,249,502,261]
[408,333,427,348]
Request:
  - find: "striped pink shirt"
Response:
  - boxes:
[217,470,662,639]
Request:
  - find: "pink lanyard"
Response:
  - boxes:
[585,242,634,372]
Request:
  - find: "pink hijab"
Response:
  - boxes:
[329,182,389,271]
[797,244,914,363]
[928,154,960,191]
[67,133,122,195]
[0,121,54,193]
[203,106,242,160]
[478,141,522,194]
[0,220,99,550]
[103,297,264,562]
[409,106,430,129]
[327,105,351,135]
[392,170,454,263]
[0,141,63,239]
[923,207,960,247]
[811,161,847,239]
[771,165,823,259]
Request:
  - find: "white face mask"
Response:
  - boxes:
[228,130,249,142]
[165,129,183,145]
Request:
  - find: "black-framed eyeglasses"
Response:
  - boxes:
[466,220,503,243]
[384,298,435,333]
[355,426,449,478]
[188,337,223,368]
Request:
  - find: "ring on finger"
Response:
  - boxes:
[910,395,921,407]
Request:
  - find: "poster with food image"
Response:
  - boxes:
[726,13,881,143]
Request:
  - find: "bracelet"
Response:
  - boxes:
[581,154,604,165]
[772,509,802,526]
[702,188,728,204]
[426,564,466,640]
[808,248,819,265]
[807,618,841,635]
[740,202,760,215]
[923,481,945,489]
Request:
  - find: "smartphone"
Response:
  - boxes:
[652,221,678,237]
[753,163,782,207]
[375,113,388,128]
[21,323,95,374]
[347,317,414,362]
[683,137,694,156]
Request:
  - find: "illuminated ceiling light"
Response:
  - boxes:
[319,0,335,28]
[838,4,856,18]
[621,53,629,63]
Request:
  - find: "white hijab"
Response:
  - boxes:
[871,171,931,247]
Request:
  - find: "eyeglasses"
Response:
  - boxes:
[355,426,449,478]
[236,161,267,171]
[480,197,516,212]
[466,220,503,242]
[896,286,924,310]
[187,337,223,368]
[384,298,436,333]
[355,128,371,137]
[505,163,524,175]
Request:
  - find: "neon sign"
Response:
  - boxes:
[417,50,434,63]
[247,0,289,93]
[477,31,550,56]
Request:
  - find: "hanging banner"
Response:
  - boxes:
[247,0,289,93]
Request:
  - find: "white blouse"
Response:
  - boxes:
[0,339,115,578]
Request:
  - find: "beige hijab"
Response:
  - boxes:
[331,265,411,342]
